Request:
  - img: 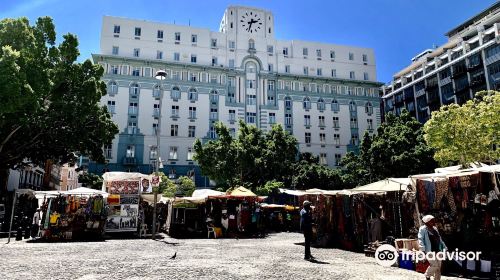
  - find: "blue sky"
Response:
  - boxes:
[0,0,497,83]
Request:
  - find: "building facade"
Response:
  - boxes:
[381,2,500,123]
[90,6,382,187]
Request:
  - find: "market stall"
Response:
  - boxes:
[410,165,500,277]
[102,172,153,234]
[35,187,108,240]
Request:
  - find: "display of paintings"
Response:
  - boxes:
[120,195,139,205]
[120,204,138,217]
[108,180,139,194]
[142,178,152,193]
[105,216,138,231]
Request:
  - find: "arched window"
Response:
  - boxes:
[349,100,357,112]
[284,96,292,108]
[365,102,373,115]
[171,86,181,100]
[108,81,118,95]
[188,88,197,101]
[303,97,311,110]
[248,39,255,50]
[246,62,256,73]
[331,99,339,112]
[317,98,325,111]
[130,83,139,95]
[152,85,161,98]
[210,90,218,103]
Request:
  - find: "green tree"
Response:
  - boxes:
[340,151,369,188]
[340,110,436,186]
[178,176,195,197]
[424,90,500,166]
[369,109,436,179]
[235,121,266,187]
[160,174,195,198]
[0,17,118,193]
[78,172,103,190]
[262,124,298,185]
[194,120,297,191]
[193,122,238,188]
[255,180,284,196]
[158,172,177,197]
[292,153,343,190]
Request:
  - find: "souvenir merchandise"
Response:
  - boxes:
[39,194,107,240]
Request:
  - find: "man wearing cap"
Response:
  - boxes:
[300,200,314,260]
[418,215,447,280]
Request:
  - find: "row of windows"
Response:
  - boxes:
[277,81,377,97]
[122,115,373,137]
[105,62,377,94]
[304,132,360,145]
[112,25,368,63]
[116,142,343,166]
[301,115,374,129]
[289,97,373,113]
[118,144,194,161]
[111,46,370,80]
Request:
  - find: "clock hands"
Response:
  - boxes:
[247,18,258,31]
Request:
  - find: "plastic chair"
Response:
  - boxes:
[207,226,216,239]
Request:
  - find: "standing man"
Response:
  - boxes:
[300,200,314,260]
[31,208,41,239]
[418,215,447,280]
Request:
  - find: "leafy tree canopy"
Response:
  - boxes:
[78,172,103,190]
[0,17,118,192]
[340,110,436,187]
[194,120,298,191]
[424,90,500,166]
[291,153,343,190]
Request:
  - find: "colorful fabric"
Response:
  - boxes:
[434,179,456,216]
[417,180,430,212]
[424,181,436,209]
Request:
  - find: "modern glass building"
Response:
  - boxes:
[381,2,500,123]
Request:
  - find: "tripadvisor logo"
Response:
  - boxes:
[375,244,482,267]
[375,244,398,267]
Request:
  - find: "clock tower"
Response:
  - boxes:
[219,6,274,39]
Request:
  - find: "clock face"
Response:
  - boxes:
[240,11,262,33]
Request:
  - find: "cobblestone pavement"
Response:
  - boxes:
[0,232,462,280]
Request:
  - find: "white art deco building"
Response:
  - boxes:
[90,6,382,187]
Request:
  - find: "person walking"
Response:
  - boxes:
[31,208,41,239]
[418,215,447,280]
[300,200,314,260]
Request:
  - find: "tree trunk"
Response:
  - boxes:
[0,167,10,203]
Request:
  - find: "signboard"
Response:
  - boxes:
[152,176,160,186]
[141,178,152,193]
[108,180,139,194]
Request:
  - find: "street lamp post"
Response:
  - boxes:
[152,69,166,239]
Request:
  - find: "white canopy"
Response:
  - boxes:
[350,178,411,194]
[191,189,225,198]
[435,163,487,174]
[102,172,152,181]
[65,187,108,196]
[279,188,306,196]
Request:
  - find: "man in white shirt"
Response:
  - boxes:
[31,208,41,239]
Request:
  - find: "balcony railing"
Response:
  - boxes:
[439,76,451,87]
[452,66,467,78]
[128,107,138,114]
[122,157,137,165]
[425,80,438,90]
